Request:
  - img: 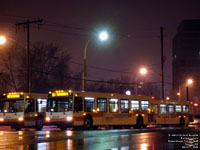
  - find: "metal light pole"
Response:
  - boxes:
[186,78,193,101]
[82,39,91,92]
[82,31,109,91]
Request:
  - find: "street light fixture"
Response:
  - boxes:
[0,36,6,45]
[140,67,147,75]
[135,67,148,95]
[82,30,109,91]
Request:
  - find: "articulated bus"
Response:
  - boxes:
[0,92,47,130]
[44,90,194,130]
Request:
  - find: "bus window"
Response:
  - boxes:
[160,104,166,115]
[131,100,139,110]
[37,98,47,112]
[155,104,159,114]
[176,105,182,113]
[141,100,149,111]
[109,98,118,112]
[97,98,107,112]
[168,104,175,115]
[183,105,189,113]
[74,97,83,112]
[120,99,129,113]
[3,100,24,113]
[84,97,95,112]
[25,99,34,113]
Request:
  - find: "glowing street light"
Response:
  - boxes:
[0,36,6,45]
[187,79,193,85]
[135,67,148,95]
[99,31,108,41]
[186,78,193,101]
[140,67,147,75]
[82,30,109,91]
[125,90,131,95]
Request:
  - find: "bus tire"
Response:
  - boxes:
[36,118,44,130]
[179,117,185,127]
[136,116,143,129]
[84,116,93,130]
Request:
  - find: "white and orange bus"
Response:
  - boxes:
[0,92,47,130]
[151,99,194,126]
[44,90,159,129]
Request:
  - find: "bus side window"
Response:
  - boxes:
[183,105,189,113]
[155,104,159,114]
[176,105,182,114]
[84,97,95,112]
[74,97,83,112]
[120,99,129,113]
[160,104,166,115]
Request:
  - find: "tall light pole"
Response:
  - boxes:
[82,31,109,91]
[135,67,147,95]
[186,78,193,101]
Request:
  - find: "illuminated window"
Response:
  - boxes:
[131,100,139,110]
[141,100,149,111]
[120,99,129,113]
[160,104,166,115]
[109,98,118,112]
[183,105,189,113]
[176,105,182,113]
[84,97,95,112]
[155,104,159,114]
[168,104,175,115]
[97,98,107,112]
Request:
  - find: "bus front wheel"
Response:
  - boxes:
[84,117,93,130]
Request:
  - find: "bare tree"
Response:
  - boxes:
[0,42,71,93]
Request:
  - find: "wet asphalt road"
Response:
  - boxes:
[0,125,199,150]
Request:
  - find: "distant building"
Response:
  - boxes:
[173,20,200,106]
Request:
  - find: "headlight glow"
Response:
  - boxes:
[18,117,24,121]
[45,117,50,121]
[66,116,73,121]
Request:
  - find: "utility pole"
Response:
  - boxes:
[160,26,164,100]
[16,19,43,93]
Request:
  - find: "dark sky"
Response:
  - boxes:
[0,0,200,96]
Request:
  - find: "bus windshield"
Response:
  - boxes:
[2,99,24,113]
[47,97,73,112]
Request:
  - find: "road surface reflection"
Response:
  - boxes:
[0,127,199,150]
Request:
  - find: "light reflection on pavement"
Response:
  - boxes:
[0,126,199,150]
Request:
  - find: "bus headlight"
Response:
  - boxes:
[66,116,73,121]
[18,117,24,121]
[0,118,4,121]
[45,117,50,121]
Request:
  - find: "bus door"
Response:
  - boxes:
[24,98,36,126]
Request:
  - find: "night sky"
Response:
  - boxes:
[0,0,200,96]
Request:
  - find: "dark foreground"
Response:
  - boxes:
[0,125,199,150]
